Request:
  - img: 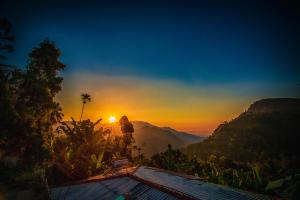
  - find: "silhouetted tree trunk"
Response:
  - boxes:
[79,93,91,121]
[80,103,85,121]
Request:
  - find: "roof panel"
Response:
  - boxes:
[51,166,271,200]
[51,176,177,200]
[133,166,271,200]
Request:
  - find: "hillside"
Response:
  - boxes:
[184,98,300,162]
[123,121,204,157]
[161,127,202,143]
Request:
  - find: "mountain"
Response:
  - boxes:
[126,121,204,157]
[58,120,204,157]
[247,98,300,114]
[184,98,300,162]
[108,121,204,157]
[161,126,203,143]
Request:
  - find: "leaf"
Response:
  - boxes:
[93,118,102,126]
[91,154,96,163]
[252,165,262,185]
[265,178,285,191]
[96,152,104,169]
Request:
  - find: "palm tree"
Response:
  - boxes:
[80,93,91,121]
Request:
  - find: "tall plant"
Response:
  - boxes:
[79,93,91,121]
[1,39,65,167]
[51,118,110,182]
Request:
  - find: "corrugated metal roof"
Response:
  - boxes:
[50,166,272,200]
[132,166,272,200]
[50,176,179,200]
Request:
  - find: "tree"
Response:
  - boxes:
[0,18,15,70]
[80,93,91,121]
[1,39,65,167]
[50,118,110,183]
[119,115,134,160]
[0,18,15,152]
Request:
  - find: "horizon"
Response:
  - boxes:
[1,1,300,134]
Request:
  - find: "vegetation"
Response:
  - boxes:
[0,19,136,197]
[79,93,91,121]
[184,99,300,189]
[1,19,299,199]
[0,18,14,69]
[148,144,300,198]
[184,102,300,162]
[119,115,135,160]
[149,145,267,193]
[0,19,65,198]
[145,99,300,198]
[48,118,108,184]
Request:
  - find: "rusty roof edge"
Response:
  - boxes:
[139,166,204,180]
[51,166,139,188]
[51,173,128,189]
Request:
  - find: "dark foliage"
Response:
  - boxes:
[0,39,65,167]
[149,145,299,197]
[0,18,14,67]
[48,118,110,184]
[119,115,135,159]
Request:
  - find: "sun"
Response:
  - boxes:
[108,116,116,123]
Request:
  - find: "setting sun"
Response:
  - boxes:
[108,116,116,123]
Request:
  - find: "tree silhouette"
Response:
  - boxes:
[80,93,91,121]
[119,115,134,160]
[1,39,65,167]
[0,18,15,70]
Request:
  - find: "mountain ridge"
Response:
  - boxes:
[247,98,300,114]
[128,121,205,157]
[184,98,300,161]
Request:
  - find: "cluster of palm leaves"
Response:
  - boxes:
[47,115,138,185]
[49,118,110,183]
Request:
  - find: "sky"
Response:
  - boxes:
[1,0,300,134]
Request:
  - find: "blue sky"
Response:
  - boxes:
[1,0,299,133]
[2,1,299,85]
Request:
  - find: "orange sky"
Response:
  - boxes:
[57,72,262,135]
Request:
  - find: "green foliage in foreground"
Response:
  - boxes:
[178,99,300,198]
[147,145,300,198]
[48,118,109,184]
[46,114,137,185]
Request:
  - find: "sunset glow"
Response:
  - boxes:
[21,0,298,136]
[108,116,116,123]
[2,1,299,196]
[56,73,286,135]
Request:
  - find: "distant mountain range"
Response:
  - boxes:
[113,121,205,157]
[184,98,300,161]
